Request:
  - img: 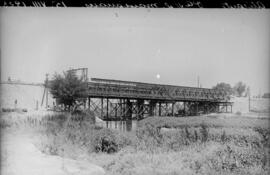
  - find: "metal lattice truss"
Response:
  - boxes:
[86,98,232,120]
[87,78,230,102]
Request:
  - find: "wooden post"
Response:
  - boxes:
[45,74,49,108]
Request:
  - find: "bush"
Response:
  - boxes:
[236,111,241,115]
[200,123,209,142]
[91,128,118,153]
[207,143,269,172]
[135,123,163,151]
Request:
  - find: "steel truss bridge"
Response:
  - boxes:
[51,68,233,120]
[83,78,232,120]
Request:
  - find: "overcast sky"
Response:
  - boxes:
[1,8,269,95]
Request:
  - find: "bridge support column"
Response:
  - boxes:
[123,99,127,118]
[126,99,132,120]
[88,97,90,109]
[149,100,156,116]
[196,102,198,115]
[172,102,175,116]
[159,102,161,116]
[165,102,168,116]
[101,98,104,118]
[115,103,118,118]
[120,99,123,119]
[137,99,144,120]
[184,102,186,116]
[106,98,109,119]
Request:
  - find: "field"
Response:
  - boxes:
[1,110,269,175]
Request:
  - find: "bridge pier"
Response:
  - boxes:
[101,98,104,118]
[159,102,162,116]
[120,99,123,119]
[184,102,186,116]
[106,98,109,119]
[172,102,175,116]
[149,100,157,116]
[126,99,132,120]
[137,99,144,120]
[88,97,90,109]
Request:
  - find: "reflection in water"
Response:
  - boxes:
[100,120,138,132]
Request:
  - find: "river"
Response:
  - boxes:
[96,120,139,132]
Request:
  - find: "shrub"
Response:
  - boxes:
[91,128,130,153]
[135,123,163,151]
[254,127,270,147]
[200,123,209,142]
[221,130,227,143]
[91,128,118,153]
[236,111,241,115]
[206,143,269,173]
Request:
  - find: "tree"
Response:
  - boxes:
[49,70,88,111]
[262,93,270,98]
[233,81,247,97]
[212,82,233,95]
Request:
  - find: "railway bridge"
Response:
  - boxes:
[85,78,232,120]
[50,68,233,120]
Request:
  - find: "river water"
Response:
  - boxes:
[97,120,139,132]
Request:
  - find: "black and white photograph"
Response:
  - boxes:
[0,6,270,175]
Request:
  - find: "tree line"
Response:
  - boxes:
[212,82,249,97]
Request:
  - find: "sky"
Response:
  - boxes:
[0,8,269,95]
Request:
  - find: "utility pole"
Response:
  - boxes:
[248,87,250,112]
[197,76,200,88]
[45,74,49,108]
[41,73,49,108]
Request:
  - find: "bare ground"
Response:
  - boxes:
[0,129,105,175]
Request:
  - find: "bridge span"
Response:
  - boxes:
[82,78,232,120]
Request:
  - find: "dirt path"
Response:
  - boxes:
[1,130,105,175]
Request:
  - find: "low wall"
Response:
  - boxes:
[0,84,54,111]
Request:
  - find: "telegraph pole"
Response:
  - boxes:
[197,76,200,88]
[45,74,49,108]
[248,87,250,112]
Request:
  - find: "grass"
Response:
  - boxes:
[1,111,270,175]
[138,115,270,129]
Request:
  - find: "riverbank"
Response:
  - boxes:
[1,111,269,175]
